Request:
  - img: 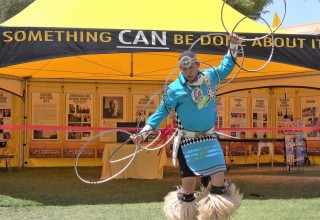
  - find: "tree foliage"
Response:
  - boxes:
[0,0,34,23]
[225,0,274,20]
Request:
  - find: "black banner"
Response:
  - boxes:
[0,27,319,70]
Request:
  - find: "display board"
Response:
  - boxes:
[283,118,308,172]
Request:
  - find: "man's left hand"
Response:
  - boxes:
[230,32,239,44]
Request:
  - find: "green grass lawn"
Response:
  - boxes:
[0,165,319,220]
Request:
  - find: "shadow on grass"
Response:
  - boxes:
[0,166,178,206]
[0,165,319,206]
[226,164,320,201]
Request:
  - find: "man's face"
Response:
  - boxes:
[180,62,200,82]
[110,100,118,110]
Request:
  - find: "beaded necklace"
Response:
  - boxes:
[186,72,216,109]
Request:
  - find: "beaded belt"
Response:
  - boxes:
[177,127,215,138]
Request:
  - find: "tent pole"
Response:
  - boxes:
[18,93,23,169]
[22,78,28,167]
[130,53,134,77]
[284,87,288,117]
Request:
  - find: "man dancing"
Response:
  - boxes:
[131,33,242,220]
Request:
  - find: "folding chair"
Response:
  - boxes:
[257,141,274,168]
[0,141,15,172]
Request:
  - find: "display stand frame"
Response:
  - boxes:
[283,118,307,173]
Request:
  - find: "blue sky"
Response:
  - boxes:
[257,0,320,28]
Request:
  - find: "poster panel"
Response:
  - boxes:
[252,97,269,139]
[215,96,226,129]
[133,93,160,141]
[99,93,127,142]
[132,94,160,123]
[300,96,320,140]
[31,92,60,140]
[229,96,248,139]
[275,97,294,138]
[66,93,94,141]
[0,92,13,140]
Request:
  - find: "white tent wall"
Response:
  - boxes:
[0,87,24,169]
[7,79,317,167]
[24,79,164,167]
[0,77,23,97]
[1,77,320,168]
[218,71,320,95]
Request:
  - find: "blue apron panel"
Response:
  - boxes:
[181,138,227,176]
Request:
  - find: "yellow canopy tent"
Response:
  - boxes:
[0,0,319,83]
[1,0,319,168]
